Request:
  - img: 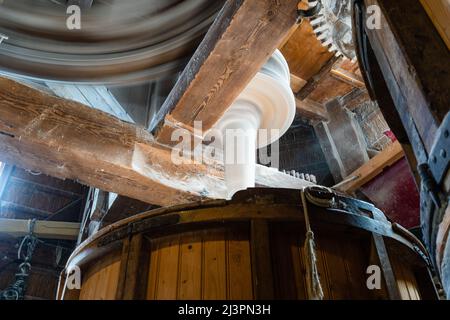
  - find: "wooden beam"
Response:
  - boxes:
[0,77,313,206]
[1,201,52,218]
[330,68,365,89]
[363,0,450,153]
[420,0,450,50]
[152,0,300,144]
[296,55,341,100]
[337,141,404,193]
[317,99,370,181]
[290,73,307,93]
[0,76,226,206]
[314,122,347,183]
[295,98,329,122]
[0,218,80,240]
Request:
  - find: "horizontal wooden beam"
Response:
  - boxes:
[0,76,226,206]
[153,0,300,145]
[0,218,80,240]
[1,201,52,217]
[0,77,313,206]
[336,141,404,193]
[290,73,307,93]
[295,98,329,122]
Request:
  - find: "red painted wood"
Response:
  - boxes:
[360,158,420,229]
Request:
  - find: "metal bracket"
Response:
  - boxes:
[428,112,450,186]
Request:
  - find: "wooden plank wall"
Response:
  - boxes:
[79,253,122,300]
[146,225,253,300]
[270,223,374,300]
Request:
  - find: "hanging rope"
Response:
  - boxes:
[301,188,324,300]
[0,219,39,300]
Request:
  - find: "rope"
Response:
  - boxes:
[301,188,324,300]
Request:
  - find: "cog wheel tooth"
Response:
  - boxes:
[329,44,338,52]
[321,39,333,47]
[309,0,356,60]
[314,24,329,33]
[310,16,325,26]
[317,33,328,41]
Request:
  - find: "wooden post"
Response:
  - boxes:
[362,0,450,153]
[250,219,274,299]
[116,234,151,300]
[315,99,369,182]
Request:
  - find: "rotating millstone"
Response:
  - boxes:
[0,0,224,84]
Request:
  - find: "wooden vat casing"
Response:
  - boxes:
[58,189,438,300]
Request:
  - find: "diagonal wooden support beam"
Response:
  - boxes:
[336,141,405,193]
[363,0,450,153]
[152,0,300,145]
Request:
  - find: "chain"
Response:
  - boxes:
[0,219,39,300]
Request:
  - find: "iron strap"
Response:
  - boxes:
[428,112,450,187]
